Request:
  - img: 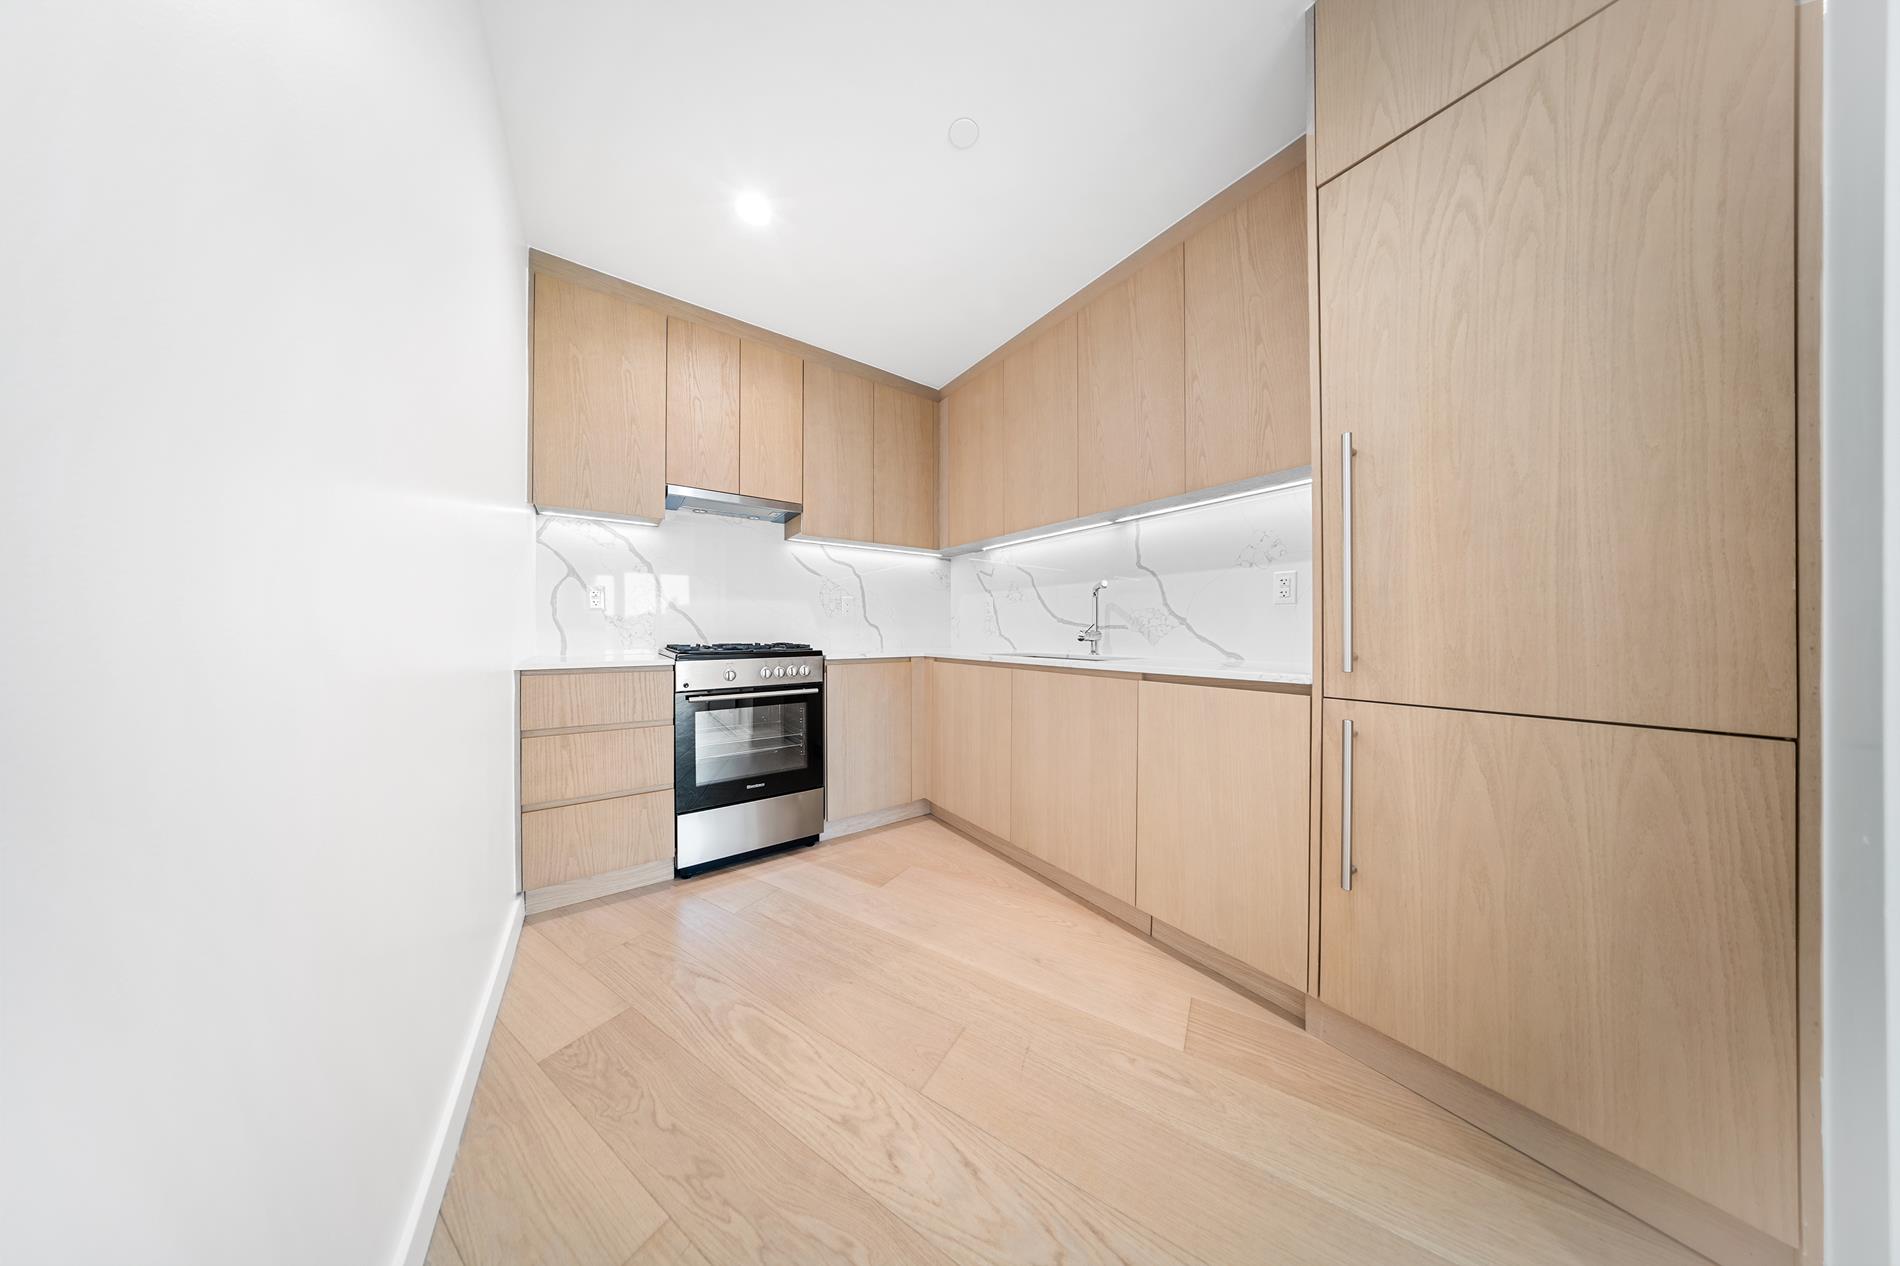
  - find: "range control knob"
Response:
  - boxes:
[723,669,736,682]
[772,665,786,678]
[758,666,771,679]
[798,664,811,677]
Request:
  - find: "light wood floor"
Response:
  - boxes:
[427,817,1706,1266]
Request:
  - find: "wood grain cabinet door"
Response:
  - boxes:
[825,660,914,820]
[800,363,874,541]
[530,274,667,521]
[944,364,1005,546]
[1135,682,1308,986]
[1313,0,1600,183]
[739,340,803,505]
[1319,0,1796,738]
[927,660,1011,838]
[1077,246,1186,515]
[1002,318,1079,535]
[1185,161,1311,487]
[666,317,741,493]
[1318,698,1797,1244]
[1009,669,1137,903]
[872,386,939,549]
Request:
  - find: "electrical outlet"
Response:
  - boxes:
[1273,571,1297,605]
[587,587,605,610]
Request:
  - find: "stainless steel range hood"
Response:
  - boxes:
[664,484,802,524]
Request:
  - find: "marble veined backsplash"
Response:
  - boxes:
[949,482,1311,671]
[531,482,1312,674]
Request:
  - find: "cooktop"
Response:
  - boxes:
[662,642,820,660]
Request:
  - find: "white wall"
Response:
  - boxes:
[0,4,529,1264]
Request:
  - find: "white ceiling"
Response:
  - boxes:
[475,0,1312,389]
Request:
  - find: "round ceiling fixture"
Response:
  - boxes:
[947,117,981,150]
[733,189,773,227]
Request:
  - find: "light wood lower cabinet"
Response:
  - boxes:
[1318,697,1798,1245]
[1008,668,1137,904]
[520,726,672,808]
[520,670,670,732]
[926,659,1011,839]
[825,660,914,821]
[521,791,672,891]
[1136,682,1309,987]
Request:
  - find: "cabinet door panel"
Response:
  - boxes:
[521,790,673,891]
[825,661,914,821]
[945,365,1005,546]
[1077,247,1186,515]
[1318,698,1797,1243]
[1009,669,1137,903]
[739,340,802,504]
[873,386,938,549]
[927,660,1011,838]
[800,364,874,540]
[530,274,666,521]
[1002,319,1078,534]
[1136,682,1308,985]
[1314,0,1600,183]
[1319,0,1795,737]
[1185,162,1311,487]
[666,318,741,493]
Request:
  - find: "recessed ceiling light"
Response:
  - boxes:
[733,189,772,227]
[947,117,981,150]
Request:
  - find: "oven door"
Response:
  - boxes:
[674,683,825,815]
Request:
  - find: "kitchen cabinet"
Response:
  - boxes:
[1185,161,1311,487]
[520,668,670,732]
[872,385,938,549]
[521,791,672,891]
[666,317,741,493]
[825,660,915,821]
[1002,317,1078,535]
[800,363,875,540]
[1312,0,1599,183]
[1136,682,1308,987]
[1318,697,1797,1245]
[530,273,667,522]
[945,363,1006,545]
[1319,0,1795,737]
[1008,668,1137,904]
[739,339,803,504]
[520,726,672,808]
[1077,246,1186,515]
[926,659,1011,839]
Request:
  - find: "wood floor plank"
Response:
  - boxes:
[529,889,670,965]
[587,933,1212,1265]
[441,1023,666,1266]
[542,1007,956,1266]
[925,1026,1451,1265]
[423,1215,466,1266]
[498,925,631,1060]
[621,1221,713,1266]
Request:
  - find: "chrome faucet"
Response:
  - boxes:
[1077,580,1110,655]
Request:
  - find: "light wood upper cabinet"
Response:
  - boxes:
[800,363,875,541]
[1002,318,1079,535]
[1319,0,1795,737]
[1009,669,1137,904]
[926,659,1011,838]
[739,339,802,504]
[665,318,741,493]
[945,363,1006,546]
[873,385,938,549]
[1185,161,1311,486]
[1319,698,1797,1244]
[530,274,667,522]
[1313,0,1600,183]
[1136,682,1309,987]
[1077,246,1186,516]
[825,660,914,821]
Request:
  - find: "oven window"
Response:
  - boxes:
[694,700,811,787]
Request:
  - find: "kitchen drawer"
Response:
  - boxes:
[520,669,671,732]
[520,789,673,891]
[520,725,672,807]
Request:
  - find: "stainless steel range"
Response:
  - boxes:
[661,642,825,876]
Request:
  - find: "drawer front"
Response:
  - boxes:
[1319,697,1797,1243]
[520,669,671,731]
[520,790,674,891]
[521,725,672,807]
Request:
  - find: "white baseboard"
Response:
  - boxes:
[393,894,525,1266]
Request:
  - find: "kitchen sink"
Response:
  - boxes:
[1006,653,1139,664]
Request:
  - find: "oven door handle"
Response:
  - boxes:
[684,686,821,703]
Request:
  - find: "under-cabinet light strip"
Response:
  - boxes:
[787,536,944,559]
[982,474,1314,554]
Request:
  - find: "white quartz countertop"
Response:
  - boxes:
[520,649,1309,687]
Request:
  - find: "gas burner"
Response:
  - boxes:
[662,642,820,660]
